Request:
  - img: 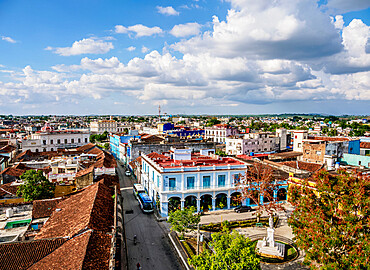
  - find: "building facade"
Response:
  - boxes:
[226,132,280,156]
[90,120,117,134]
[205,124,238,144]
[141,148,288,217]
[21,126,90,153]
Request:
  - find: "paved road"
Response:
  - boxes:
[117,163,182,270]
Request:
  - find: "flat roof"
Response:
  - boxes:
[145,152,245,169]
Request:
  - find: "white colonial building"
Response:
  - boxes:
[141,147,250,217]
[205,124,238,144]
[226,130,287,156]
[90,120,117,134]
[21,123,90,152]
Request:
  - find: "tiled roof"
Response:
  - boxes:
[87,147,103,155]
[76,143,96,153]
[0,144,16,153]
[0,167,27,178]
[28,231,92,270]
[29,231,111,270]
[75,165,94,178]
[360,142,370,149]
[0,182,19,197]
[312,136,352,142]
[82,231,112,270]
[93,151,117,168]
[35,180,114,240]
[0,238,66,270]
[32,198,65,219]
[281,161,323,172]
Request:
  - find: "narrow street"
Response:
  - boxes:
[117,162,182,270]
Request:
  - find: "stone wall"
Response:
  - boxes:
[75,171,94,189]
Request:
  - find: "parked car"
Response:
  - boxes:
[234,206,253,213]
[125,171,131,176]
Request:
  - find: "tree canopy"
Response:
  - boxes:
[17,170,55,202]
[288,170,370,269]
[168,206,200,237]
[237,162,284,217]
[188,228,260,270]
[206,117,221,127]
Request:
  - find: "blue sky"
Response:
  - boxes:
[0,0,369,115]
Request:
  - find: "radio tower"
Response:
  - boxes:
[158,105,161,120]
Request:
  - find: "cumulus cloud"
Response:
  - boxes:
[315,19,370,74]
[115,24,163,37]
[127,46,136,51]
[170,23,201,37]
[1,0,370,113]
[46,38,113,56]
[157,6,179,16]
[172,0,342,60]
[324,0,370,14]
[1,36,16,43]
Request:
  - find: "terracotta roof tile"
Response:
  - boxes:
[0,167,27,178]
[35,180,114,240]
[82,231,112,270]
[28,231,91,270]
[0,182,19,197]
[75,165,94,178]
[32,198,65,219]
[76,143,96,152]
[281,161,323,172]
[360,142,370,149]
[0,145,16,153]
[0,238,66,270]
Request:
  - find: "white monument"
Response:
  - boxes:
[256,215,285,259]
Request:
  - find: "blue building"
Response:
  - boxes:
[109,133,141,160]
[141,148,288,217]
[168,129,205,137]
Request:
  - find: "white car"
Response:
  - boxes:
[125,171,131,176]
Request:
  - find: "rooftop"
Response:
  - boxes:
[145,152,246,169]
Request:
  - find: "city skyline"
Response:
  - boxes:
[0,0,369,115]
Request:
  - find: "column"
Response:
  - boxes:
[181,199,185,210]
[197,198,201,213]
[227,196,231,209]
[212,196,216,211]
[162,201,168,217]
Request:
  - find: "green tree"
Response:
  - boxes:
[236,162,284,221]
[206,117,221,127]
[168,206,200,238]
[288,170,370,269]
[89,134,96,143]
[216,150,227,157]
[188,229,260,270]
[17,170,55,202]
[103,142,110,150]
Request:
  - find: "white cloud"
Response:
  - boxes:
[127,46,136,51]
[1,0,370,113]
[172,0,342,60]
[1,36,16,43]
[115,24,163,37]
[324,0,370,14]
[46,38,114,56]
[157,6,179,16]
[170,23,201,37]
[333,15,344,29]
